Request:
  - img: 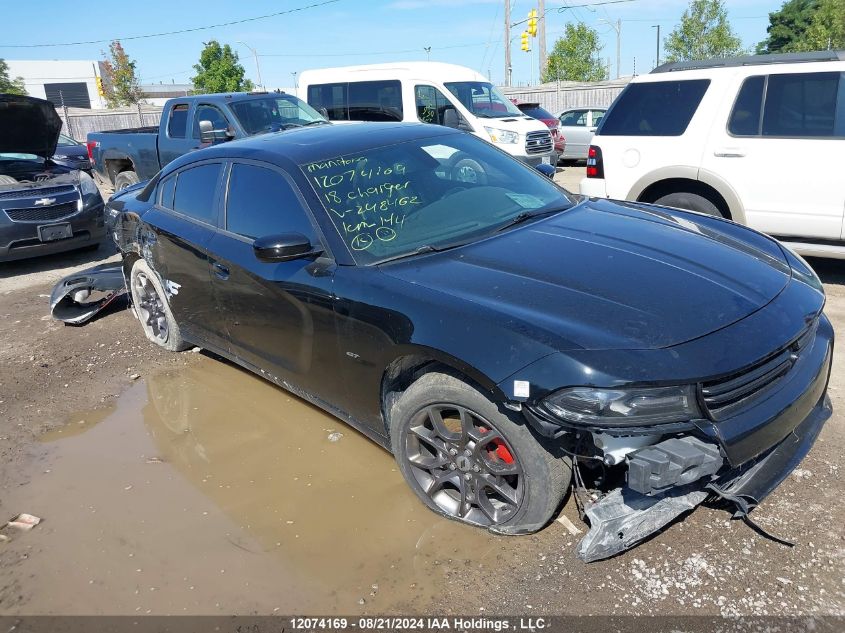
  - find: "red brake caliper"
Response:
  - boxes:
[479,427,515,465]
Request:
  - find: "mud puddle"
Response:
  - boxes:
[2,357,516,614]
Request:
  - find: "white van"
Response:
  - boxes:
[298,62,555,167]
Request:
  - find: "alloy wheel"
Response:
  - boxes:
[133,271,169,344]
[403,404,524,526]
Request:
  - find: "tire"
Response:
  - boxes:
[653,191,724,218]
[114,170,140,192]
[129,259,189,352]
[389,371,571,534]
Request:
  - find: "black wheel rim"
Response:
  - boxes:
[133,271,169,344]
[404,404,524,527]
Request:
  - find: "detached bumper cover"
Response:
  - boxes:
[50,264,127,325]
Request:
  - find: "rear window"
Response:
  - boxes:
[167,104,189,138]
[519,105,555,120]
[172,163,221,225]
[598,79,710,136]
[762,72,842,138]
[729,76,765,136]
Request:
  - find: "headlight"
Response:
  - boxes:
[543,385,701,426]
[78,171,99,197]
[484,126,519,144]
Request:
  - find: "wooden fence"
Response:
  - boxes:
[57,105,163,141]
[500,78,631,114]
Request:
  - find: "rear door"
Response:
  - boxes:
[559,109,592,159]
[158,102,195,167]
[141,161,224,348]
[701,70,845,239]
[207,160,342,401]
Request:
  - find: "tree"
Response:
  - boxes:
[100,41,143,107]
[0,59,27,95]
[756,0,818,54]
[542,23,607,83]
[664,0,744,62]
[191,41,254,94]
[797,0,845,51]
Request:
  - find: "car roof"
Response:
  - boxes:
[162,122,461,174]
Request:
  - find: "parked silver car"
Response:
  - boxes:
[557,107,606,161]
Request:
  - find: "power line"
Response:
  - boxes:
[259,41,490,58]
[0,0,340,48]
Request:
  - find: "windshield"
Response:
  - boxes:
[444,81,524,119]
[0,153,39,161]
[230,95,328,135]
[301,133,574,265]
[57,134,79,147]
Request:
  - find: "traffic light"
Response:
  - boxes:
[527,9,538,37]
[521,31,530,52]
[95,76,105,97]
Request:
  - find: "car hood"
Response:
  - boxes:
[0,94,62,159]
[380,198,792,351]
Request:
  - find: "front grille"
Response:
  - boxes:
[4,201,80,223]
[525,130,553,155]
[0,185,77,201]
[701,321,817,420]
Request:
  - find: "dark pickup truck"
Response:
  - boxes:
[88,92,328,191]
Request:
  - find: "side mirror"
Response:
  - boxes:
[253,233,321,263]
[319,107,329,119]
[443,108,460,129]
[534,163,556,179]
[199,120,234,145]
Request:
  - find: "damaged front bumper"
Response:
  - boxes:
[50,264,127,325]
[521,313,834,562]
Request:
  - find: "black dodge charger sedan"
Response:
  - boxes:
[107,122,832,561]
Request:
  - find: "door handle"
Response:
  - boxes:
[713,148,746,158]
[212,261,229,280]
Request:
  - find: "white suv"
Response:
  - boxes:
[580,51,845,259]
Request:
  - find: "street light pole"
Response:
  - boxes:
[599,18,622,79]
[424,46,431,61]
[291,71,298,93]
[238,41,264,90]
[651,25,660,68]
[504,0,512,86]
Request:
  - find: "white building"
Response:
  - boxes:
[4,59,108,109]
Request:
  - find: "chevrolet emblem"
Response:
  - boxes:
[34,197,56,207]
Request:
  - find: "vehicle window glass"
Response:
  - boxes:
[559,110,588,126]
[308,83,348,120]
[229,95,326,135]
[444,81,523,118]
[57,134,78,147]
[192,105,228,138]
[729,76,765,136]
[158,174,176,209]
[591,110,605,126]
[762,72,840,138]
[168,104,189,138]
[301,133,574,265]
[348,81,403,122]
[597,79,710,136]
[172,163,221,224]
[226,164,314,240]
[415,85,454,125]
[520,106,555,120]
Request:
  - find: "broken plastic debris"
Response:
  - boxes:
[6,513,41,531]
[129,373,141,381]
[327,432,344,442]
[49,265,127,325]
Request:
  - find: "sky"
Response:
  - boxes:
[0,0,784,91]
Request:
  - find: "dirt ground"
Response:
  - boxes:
[0,170,843,617]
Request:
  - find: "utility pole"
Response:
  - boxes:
[238,41,263,90]
[538,0,547,82]
[651,25,660,68]
[599,18,622,79]
[424,46,431,61]
[504,0,512,87]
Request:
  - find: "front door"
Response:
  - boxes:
[207,161,342,402]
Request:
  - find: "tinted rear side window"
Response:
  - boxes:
[762,72,841,137]
[598,79,710,136]
[226,164,314,240]
[158,174,176,209]
[520,106,555,119]
[173,163,221,225]
[729,76,765,136]
[168,104,189,138]
[307,81,403,122]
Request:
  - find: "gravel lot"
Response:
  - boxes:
[0,167,842,618]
